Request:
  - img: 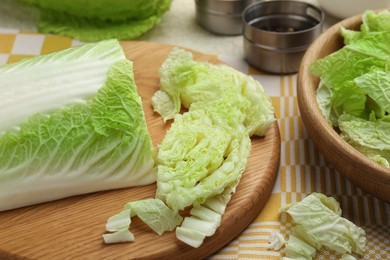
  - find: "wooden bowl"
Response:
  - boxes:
[297,12,390,203]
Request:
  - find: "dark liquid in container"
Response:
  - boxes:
[249,14,319,32]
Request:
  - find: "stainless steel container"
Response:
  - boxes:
[242,0,324,74]
[196,0,255,35]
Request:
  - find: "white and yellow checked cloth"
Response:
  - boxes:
[0,29,389,260]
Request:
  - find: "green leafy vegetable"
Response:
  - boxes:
[338,114,390,168]
[103,209,134,243]
[154,48,274,246]
[124,198,183,235]
[354,70,390,119]
[103,227,135,244]
[290,225,322,251]
[175,185,234,247]
[0,40,156,211]
[156,110,251,212]
[104,198,182,243]
[148,48,274,228]
[268,230,286,250]
[282,193,367,258]
[284,234,317,259]
[17,0,172,41]
[104,48,275,247]
[153,48,275,137]
[310,10,390,167]
[0,39,123,132]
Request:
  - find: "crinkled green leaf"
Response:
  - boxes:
[311,10,390,167]
[361,10,390,34]
[338,114,390,166]
[18,0,172,41]
[341,10,390,46]
[0,41,156,211]
[354,70,390,119]
[284,193,367,256]
[154,48,275,137]
[156,109,251,211]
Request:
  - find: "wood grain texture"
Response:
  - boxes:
[0,41,281,259]
[297,12,390,203]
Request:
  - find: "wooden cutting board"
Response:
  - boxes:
[0,41,280,260]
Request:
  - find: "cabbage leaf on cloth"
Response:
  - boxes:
[0,40,156,211]
[103,48,275,247]
[16,0,172,41]
[309,10,390,168]
[269,193,367,259]
[284,193,367,258]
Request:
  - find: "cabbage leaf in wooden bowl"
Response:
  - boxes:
[297,10,390,203]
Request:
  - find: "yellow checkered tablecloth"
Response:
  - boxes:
[0,29,389,260]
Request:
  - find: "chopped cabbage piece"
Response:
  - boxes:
[103,198,182,242]
[153,48,275,137]
[124,198,183,235]
[268,230,286,250]
[285,234,316,259]
[102,228,135,244]
[284,193,367,256]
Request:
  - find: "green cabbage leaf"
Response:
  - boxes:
[283,193,367,258]
[156,110,251,212]
[0,40,156,211]
[17,0,172,41]
[310,10,390,167]
[152,48,275,137]
[338,114,390,167]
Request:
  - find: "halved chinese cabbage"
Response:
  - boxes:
[0,40,156,211]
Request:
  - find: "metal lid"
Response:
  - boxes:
[242,0,324,49]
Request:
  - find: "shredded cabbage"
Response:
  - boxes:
[103,48,275,247]
[152,49,274,246]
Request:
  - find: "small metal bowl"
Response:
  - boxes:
[195,0,254,35]
[243,0,324,74]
